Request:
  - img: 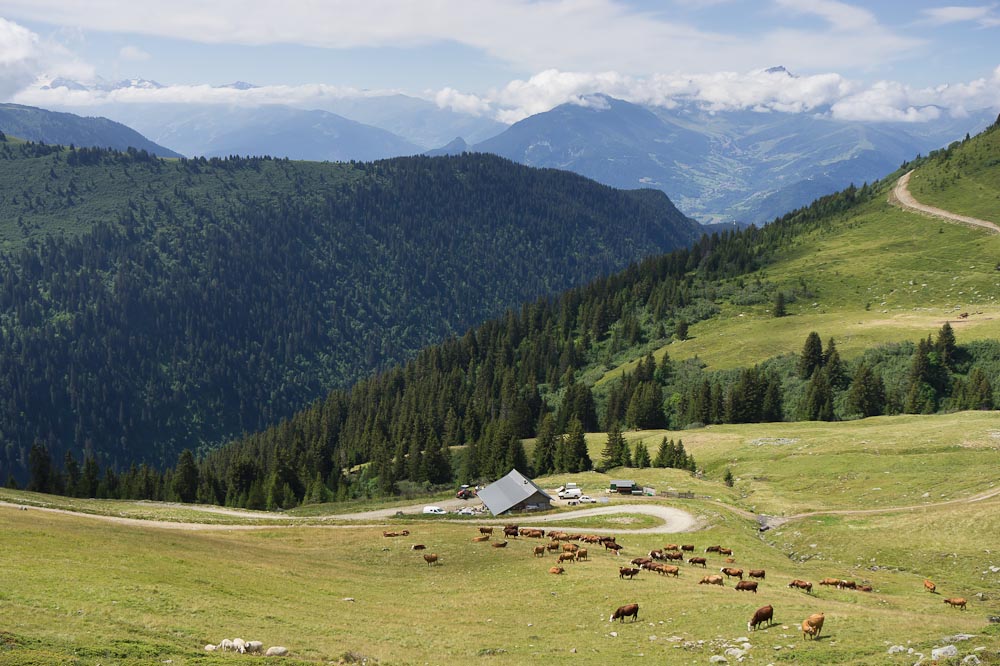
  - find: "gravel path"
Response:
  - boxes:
[889,170,1000,233]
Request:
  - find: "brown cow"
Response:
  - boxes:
[748,604,774,631]
[924,579,936,593]
[837,580,856,590]
[705,545,721,553]
[819,578,841,587]
[503,526,518,538]
[611,603,639,622]
[605,542,623,555]
[619,567,640,580]
[562,543,579,553]
[649,549,664,560]
[748,569,766,580]
[533,545,546,557]
[549,566,564,575]
[631,557,652,567]
[664,551,684,561]
[664,544,680,551]
[725,557,737,564]
[801,613,824,640]
[857,584,873,592]
[472,535,490,542]
[721,567,744,580]
[601,536,617,544]
[479,527,493,536]
[735,580,758,593]
[423,553,439,566]
[688,556,707,567]
[699,574,724,586]
[718,547,734,556]
[411,544,426,550]
[788,579,813,593]
[659,564,680,577]
[681,544,695,552]
[558,552,576,564]
[546,542,561,552]
[491,541,508,548]
[576,548,588,561]
[944,598,967,610]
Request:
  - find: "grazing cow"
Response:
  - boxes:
[699,575,724,586]
[558,552,576,564]
[659,564,680,577]
[857,584,873,592]
[423,553,440,565]
[519,528,531,536]
[546,542,561,552]
[837,580,856,590]
[527,529,545,538]
[681,544,695,552]
[605,542,623,555]
[943,598,967,610]
[576,548,588,561]
[549,566,565,575]
[649,549,664,560]
[619,567,640,580]
[265,647,288,657]
[664,544,680,551]
[533,545,546,557]
[718,547,734,556]
[472,535,490,542]
[788,579,813,593]
[601,536,617,544]
[819,578,841,587]
[721,567,744,580]
[664,551,684,561]
[924,579,936,593]
[411,544,426,550]
[611,603,640,623]
[562,543,579,553]
[503,526,518,538]
[705,545,721,553]
[631,557,652,567]
[748,604,774,631]
[479,527,494,535]
[548,531,567,541]
[735,581,758,593]
[801,613,824,640]
[749,569,766,580]
[725,557,737,564]
[688,557,707,567]
[492,541,508,548]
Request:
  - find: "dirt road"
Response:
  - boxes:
[889,170,1000,233]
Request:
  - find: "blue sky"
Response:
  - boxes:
[1,0,999,123]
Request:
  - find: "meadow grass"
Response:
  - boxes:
[906,127,1000,224]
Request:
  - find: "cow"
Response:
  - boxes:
[725,557,737,564]
[605,542,623,555]
[664,551,684,561]
[611,603,640,623]
[705,545,721,553]
[411,544,426,550]
[788,579,813,593]
[819,578,841,587]
[649,549,664,560]
[688,557,707,567]
[735,581,758,593]
[681,544,695,552]
[664,544,680,551]
[658,564,680,577]
[479,527,494,536]
[472,535,490,542]
[721,567,744,580]
[533,545,546,557]
[857,584,873,592]
[748,604,774,631]
[837,580,856,590]
[924,579,936,593]
[601,536,617,544]
[527,529,545,538]
[699,574,724,586]
[549,531,567,541]
[718,547,734,556]
[503,526,518,538]
[558,552,577,564]
[631,557,653,567]
[562,543,579,553]
[943,598,967,610]
[549,566,565,575]
[491,541,508,548]
[619,567,640,580]
[576,548,588,561]
[423,553,440,565]
[748,569,766,580]
[546,542,561,552]
[582,535,602,544]
[802,613,824,640]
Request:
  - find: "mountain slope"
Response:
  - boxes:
[0,143,701,482]
[0,103,182,157]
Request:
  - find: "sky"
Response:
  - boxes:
[1,0,999,124]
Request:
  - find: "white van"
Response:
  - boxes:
[422,506,447,515]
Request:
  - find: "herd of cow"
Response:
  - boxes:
[387,522,971,641]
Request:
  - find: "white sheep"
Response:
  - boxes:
[246,640,264,654]
[219,638,234,652]
[265,646,289,656]
[232,638,247,653]
[204,644,217,652]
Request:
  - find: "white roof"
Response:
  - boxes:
[477,469,553,516]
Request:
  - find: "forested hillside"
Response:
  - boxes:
[0,139,701,483]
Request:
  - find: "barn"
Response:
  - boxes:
[610,479,637,494]
[477,469,554,516]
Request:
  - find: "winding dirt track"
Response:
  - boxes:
[889,170,1000,233]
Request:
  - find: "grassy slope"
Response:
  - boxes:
[907,128,1000,224]
[2,411,999,665]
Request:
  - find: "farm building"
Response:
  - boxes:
[477,469,553,516]
[610,479,636,494]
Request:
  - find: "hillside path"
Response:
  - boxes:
[889,170,1000,233]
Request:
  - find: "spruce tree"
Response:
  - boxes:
[935,321,957,370]
[773,291,786,317]
[532,414,558,476]
[824,338,846,389]
[798,332,824,379]
[633,443,651,468]
[601,423,626,471]
[654,437,672,468]
[845,363,885,417]
[172,449,200,503]
[27,441,52,493]
[564,417,592,472]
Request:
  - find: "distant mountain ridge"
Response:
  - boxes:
[0,103,182,157]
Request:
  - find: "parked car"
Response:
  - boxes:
[422,506,447,515]
[578,495,597,503]
[456,507,476,516]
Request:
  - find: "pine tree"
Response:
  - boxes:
[504,435,530,475]
[564,417,591,472]
[633,443,651,468]
[823,338,846,389]
[798,332,824,379]
[27,441,52,493]
[601,423,626,471]
[773,291,786,317]
[803,368,834,421]
[723,468,734,487]
[675,319,689,341]
[532,414,558,476]
[935,322,957,370]
[845,363,885,417]
[172,449,199,503]
[965,367,994,410]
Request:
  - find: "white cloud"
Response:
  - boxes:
[0,17,93,99]
[119,45,150,61]
[434,88,491,117]
[919,4,996,25]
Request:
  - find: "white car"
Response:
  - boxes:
[422,506,447,515]
[456,507,476,516]
[578,495,597,503]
